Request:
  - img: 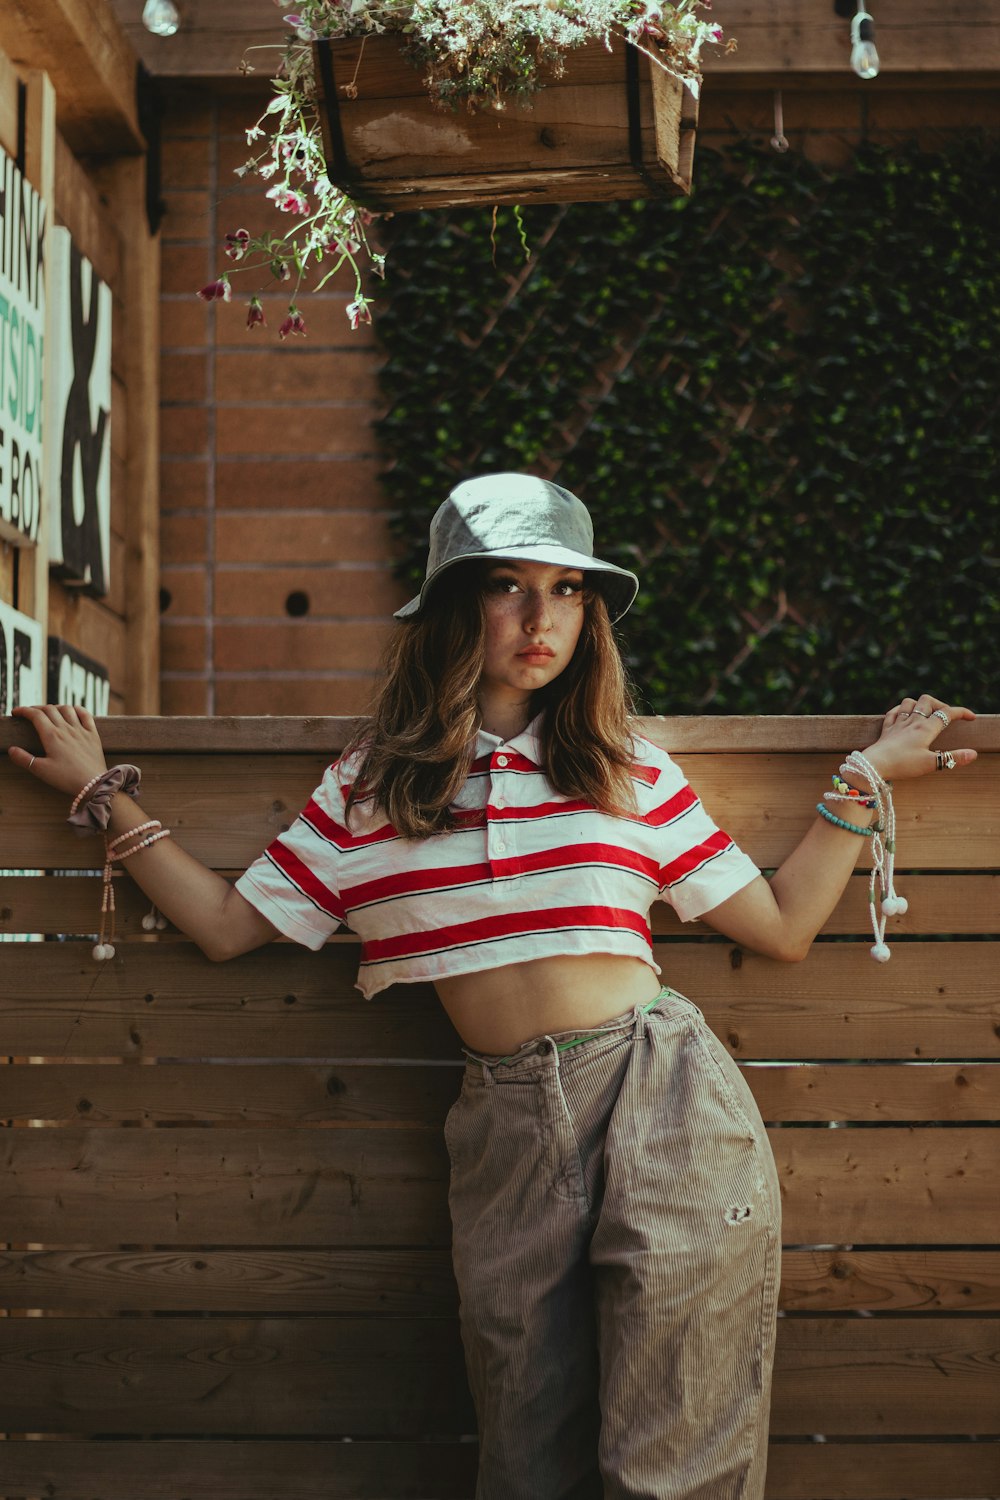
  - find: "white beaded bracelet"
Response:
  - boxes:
[840,751,905,962]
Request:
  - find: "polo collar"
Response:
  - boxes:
[474,713,544,768]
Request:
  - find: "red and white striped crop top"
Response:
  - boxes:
[234,718,759,999]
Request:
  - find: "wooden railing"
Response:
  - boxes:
[1,715,998,1500]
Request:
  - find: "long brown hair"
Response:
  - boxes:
[345,563,638,837]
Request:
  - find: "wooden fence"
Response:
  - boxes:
[1,714,998,1500]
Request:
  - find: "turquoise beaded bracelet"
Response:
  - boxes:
[816,802,875,837]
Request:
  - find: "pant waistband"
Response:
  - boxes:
[463,986,690,1076]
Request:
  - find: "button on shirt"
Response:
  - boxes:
[235,719,759,999]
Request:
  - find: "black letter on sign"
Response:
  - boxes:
[60,243,109,595]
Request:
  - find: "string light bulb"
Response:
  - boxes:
[142,0,180,36]
[850,9,880,79]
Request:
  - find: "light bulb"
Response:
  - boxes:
[142,0,180,36]
[850,12,880,79]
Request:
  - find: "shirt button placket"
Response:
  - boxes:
[490,754,511,873]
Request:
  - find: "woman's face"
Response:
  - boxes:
[478,558,587,715]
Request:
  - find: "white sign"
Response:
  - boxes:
[47,635,110,715]
[0,598,43,715]
[0,148,46,545]
[46,226,111,596]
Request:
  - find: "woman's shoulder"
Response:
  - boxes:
[311,744,369,806]
[627,727,685,780]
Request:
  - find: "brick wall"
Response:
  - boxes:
[158,83,404,717]
[157,77,996,718]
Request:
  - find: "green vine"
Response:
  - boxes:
[375,138,1000,714]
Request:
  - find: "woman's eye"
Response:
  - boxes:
[554,581,584,596]
[487,577,520,594]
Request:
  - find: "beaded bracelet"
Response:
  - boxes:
[93,821,173,962]
[816,802,875,837]
[825,773,878,810]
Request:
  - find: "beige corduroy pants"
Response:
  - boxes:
[445,988,781,1500]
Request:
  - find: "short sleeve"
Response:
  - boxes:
[635,737,760,923]
[235,760,351,951]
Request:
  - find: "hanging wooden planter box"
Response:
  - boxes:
[313,34,699,212]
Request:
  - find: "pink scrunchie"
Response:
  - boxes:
[68,764,142,834]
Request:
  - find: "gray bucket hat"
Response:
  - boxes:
[394,473,639,623]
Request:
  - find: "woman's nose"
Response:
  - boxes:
[522,588,552,630]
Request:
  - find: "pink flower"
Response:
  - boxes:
[283,13,318,38]
[271,258,291,282]
[197,277,231,302]
[246,297,266,330]
[266,185,309,215]
[710,23,723,42]
[278,306,307,339]
[224,228,251,261]
[346,297,373,330]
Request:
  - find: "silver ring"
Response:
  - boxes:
[931,709,951,727]
[27,755,35,769]
[898,710,911,719]
[911,709,930,718]
[935,751,957,771]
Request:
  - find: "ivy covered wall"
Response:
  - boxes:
[375,138,999,714]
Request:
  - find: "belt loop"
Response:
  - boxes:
[463,1051,497,1087]
[634,1003,647,1040]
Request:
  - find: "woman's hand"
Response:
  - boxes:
[7,705,109,798]
[861,693,977,783]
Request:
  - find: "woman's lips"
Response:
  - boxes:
[517,646,555,661]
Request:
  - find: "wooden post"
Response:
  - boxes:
[93,155,162,714]
[20,69,55,638]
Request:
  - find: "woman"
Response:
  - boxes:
[9,473,976,1500]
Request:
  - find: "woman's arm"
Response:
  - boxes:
[8,705,279,961]
[698,694,977,962]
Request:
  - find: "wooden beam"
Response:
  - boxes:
[109,0,1000,79]
[706,0,1000,77]
[4,0,144,152]
[2,713,999,756]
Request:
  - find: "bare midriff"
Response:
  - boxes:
[434,952,664,1055]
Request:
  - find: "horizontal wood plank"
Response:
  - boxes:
[0,1441,474,1500]
[2,942,996,1060]
[0,1126,997,1245]
[1,1435,998,1500]
[0,1061,463,1125]
[112,0,1000,80]
[0,1434,995,1500]
[778,1249,1000,1314]
[3,713,997,757]
[764,1440,1000,1500]
[2,1247,999,1315]
[3,1062,999,1125]
[5,871,1000,939]
[747,1062,1000,1121]
[0,1127,452,1246]
[0,944,459,1058]
[771,1317,1000,1435]
[0,1317,995,1435]
[2,747,995,867]
[0,1247,460,1314]
[0,1316,475,1434]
